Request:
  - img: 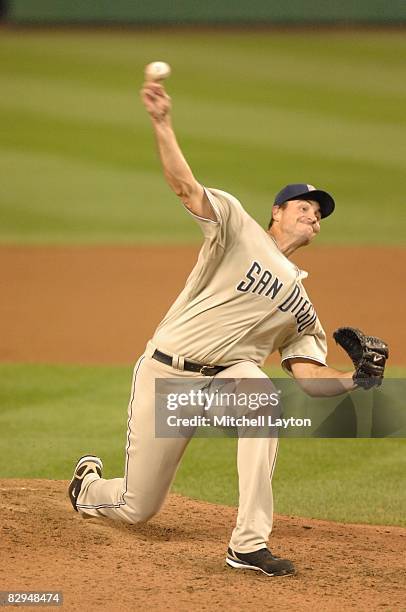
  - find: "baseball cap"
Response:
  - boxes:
[274,183,335,218]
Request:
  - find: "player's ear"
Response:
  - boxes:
[272,205,282,223]
[268,202,287,229]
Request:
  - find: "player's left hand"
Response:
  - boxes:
[333,326,389,390]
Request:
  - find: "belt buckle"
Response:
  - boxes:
[200,364,215,376]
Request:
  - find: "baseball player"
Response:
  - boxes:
[68,81,388,577]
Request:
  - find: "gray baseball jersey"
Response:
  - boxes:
[153,187,327,370]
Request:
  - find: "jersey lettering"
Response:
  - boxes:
[236,261,284,299]
[298,313,317,332]
[264,277,284,299]
[278,285,318,333]
[236,261,262,292]
[278,285,300,312]
[237,261,319,334]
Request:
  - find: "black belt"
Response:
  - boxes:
[152,349,227,376]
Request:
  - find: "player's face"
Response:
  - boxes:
[276,199,321,244]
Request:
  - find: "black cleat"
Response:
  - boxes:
[68,455,103,512]
[226,547,295,577]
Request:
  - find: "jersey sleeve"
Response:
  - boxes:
[184,187,247,246]
[279,321,328,375]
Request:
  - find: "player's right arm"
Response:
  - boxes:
[140,81,216,221]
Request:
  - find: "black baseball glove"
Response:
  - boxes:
[333,327,389,390]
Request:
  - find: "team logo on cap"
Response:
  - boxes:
[306,184,316,191]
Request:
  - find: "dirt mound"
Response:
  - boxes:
[1,480,405,611]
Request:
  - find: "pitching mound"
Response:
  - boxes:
[1,480,405,611]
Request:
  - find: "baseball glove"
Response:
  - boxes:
[333,327,389,390]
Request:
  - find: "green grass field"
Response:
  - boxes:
[0,363,404,526]
[1,30,406,244]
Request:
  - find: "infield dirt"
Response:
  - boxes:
[0,245,405,365]
[1,480,405,612]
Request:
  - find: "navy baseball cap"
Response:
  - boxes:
[274,183,335,218]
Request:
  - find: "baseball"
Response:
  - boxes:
[144,61,171,82]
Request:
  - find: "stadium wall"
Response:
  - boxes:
[6,0,406,25]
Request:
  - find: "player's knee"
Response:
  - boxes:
[121,498,161,524]
[137,506,159,523]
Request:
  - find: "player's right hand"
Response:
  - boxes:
[141,82,171,122]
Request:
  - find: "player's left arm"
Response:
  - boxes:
[286,326,388,397]
[289,358,357,397]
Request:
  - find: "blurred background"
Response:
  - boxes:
[0,1,405,522]
[4,0,406,26]
[0,1,405,245]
